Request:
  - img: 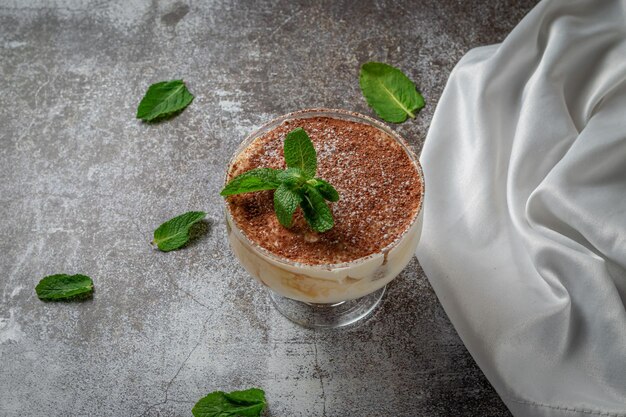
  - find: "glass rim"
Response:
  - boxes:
[223,108,425,271]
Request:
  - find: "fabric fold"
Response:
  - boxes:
[417,0,626,415]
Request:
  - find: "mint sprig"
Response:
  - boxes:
[221,127,339,232]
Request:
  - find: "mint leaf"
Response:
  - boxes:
[276,167,305,187]
[283,127,317,178]
[36,274,94,301]
[221,168,281,196]
[359,62,424,123]
[300,185,334,232]
[309,178,339,202]
[274,183,302,228]
[136,79,194,122]
[153,211,206,252]
[192,388,266,417]
[223,389,266,407]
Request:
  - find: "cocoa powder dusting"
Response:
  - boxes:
[226,117,422,265]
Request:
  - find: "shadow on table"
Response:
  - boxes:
[310,256,512,417]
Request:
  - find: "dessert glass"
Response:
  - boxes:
[224,109,424,328]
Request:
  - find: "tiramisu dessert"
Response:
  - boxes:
[223,109,424,312]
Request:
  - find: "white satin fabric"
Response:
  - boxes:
[416,0,626,415]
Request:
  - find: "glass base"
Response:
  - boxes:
[269,286,386,329]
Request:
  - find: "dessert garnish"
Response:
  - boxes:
[221,128,339,233]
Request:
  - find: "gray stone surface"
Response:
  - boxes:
[0,1,537,416]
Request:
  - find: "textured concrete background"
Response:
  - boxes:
[0,1,537,416]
